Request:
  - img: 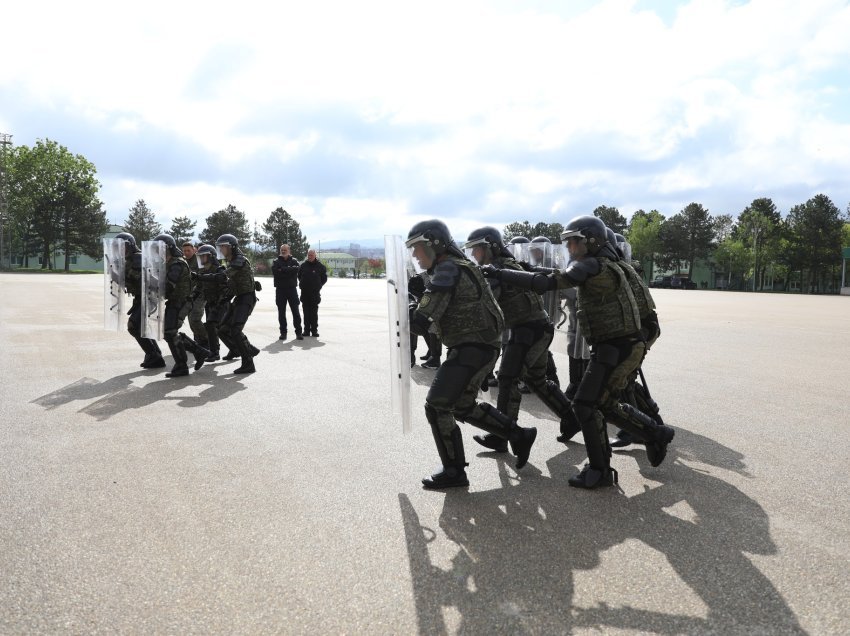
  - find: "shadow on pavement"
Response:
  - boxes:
[31,366,248,421]
[263,338,327,355]
[400,436,804,635]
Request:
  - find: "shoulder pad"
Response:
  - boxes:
[429,259,462,290]
[230,255,247,268]
[563,257,601,284]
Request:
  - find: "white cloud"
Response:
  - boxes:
[3,0,850,236]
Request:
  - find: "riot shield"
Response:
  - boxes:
[385,235,413,433]
[103,238,127,331]
[141,240,167,340]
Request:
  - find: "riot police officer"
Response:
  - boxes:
[196,234,260,374]
[464,227,578,453]
[482,215,675,489]
[117,232,165,368]
[153,234,211,378]
[406,220,537,490]
[195,244,230,362]
[182,241,209,350]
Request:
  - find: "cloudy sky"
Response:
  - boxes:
[2,0,849,243]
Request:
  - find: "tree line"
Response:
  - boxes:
[506,199,850,293]
[123,200,311,269]
[1,138,312,270]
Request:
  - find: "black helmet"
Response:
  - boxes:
[509,236,530,244]
[561,215,607,253]
[197,244,219,266]
[531,235,551,244]
[465,226,506,252]
[405,219,455,255]
[216,234,239,250]
[614,233,632,262]
[153,233,181,257]
[115,232,137,251]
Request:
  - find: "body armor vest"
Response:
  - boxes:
[576,257,640,345]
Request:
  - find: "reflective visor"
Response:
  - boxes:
[404,233,428,249]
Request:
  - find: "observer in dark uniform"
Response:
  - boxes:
[406,219,538,490]
[195,244,230,362]
[197,234,260,374]
[482,215,675,489]
[182,241,209,350]
[116,232,165,369]
[464,227,579,454]
[272,244,303,340]
[154,234,210,378]
[298,249,327,337]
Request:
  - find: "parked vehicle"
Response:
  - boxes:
[649,276,672,289]
[671,276,698,290]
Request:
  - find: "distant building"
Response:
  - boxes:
[6,224,124,271]
[317,251,356,275]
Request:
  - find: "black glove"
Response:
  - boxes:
[480,265,501,280]
[254,281,262,291]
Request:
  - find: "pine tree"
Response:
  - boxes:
[123,199,162,242]
[168,215,197,245]
[198,204,251,247]
[262,207,310,260]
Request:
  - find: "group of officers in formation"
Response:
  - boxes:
[404,215,674,490]
[109,231,266,376]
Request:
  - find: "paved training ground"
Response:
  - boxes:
[1,273,848,635]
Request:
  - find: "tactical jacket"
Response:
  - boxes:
[165,256,191,303]
[412,255,504,349]
[491,256,548,328]
[553,254,640,345]
[272,256,300,288]
[125,251,143,296]
[199,264,230,304]
[298,259,327,294]
[226,253,255,296]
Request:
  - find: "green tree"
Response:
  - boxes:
[784,194,845,293]
[7,139,106,270]
[626,209,664,280]
[592,205,627,234]
[168,215,197,245]
[261,207,310,259]
[714,237,750,290]
[659,203,714,274]
[198,204,251,247]
[123,199,162,243]
[503,221,534,242]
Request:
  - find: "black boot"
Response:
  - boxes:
[472,433,508,453]
[233,337,256,374]
[568,464,618,489]
[204,323,221,361]
[180,334,211,371]
[533,379,582,443]
[620,403,675,467]
[463,402,536,470]
[165,337,190,378]
[422,427,469,490]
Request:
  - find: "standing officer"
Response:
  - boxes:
[117,232,165,368]
[272,244,303,340]
[298,248,327,337]
[197,234,260,374]
[406,219,537,490]
[464,227,578,453]
[482,216,675,489]
[182,241,209,351]
[153,234,210,378]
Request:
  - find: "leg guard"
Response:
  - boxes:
[620,403,675,467]
[533,380,581,441]
[460,403,536,470]
[179,333,211,370]
[565,356,587,400]
[164,335,189,377]
[546,351,560,387]
[204,322,220,359]
[422,411,468,490]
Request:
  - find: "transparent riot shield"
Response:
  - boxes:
[141,240,167,340]
[103,238,127,331]
[385,235,413,433]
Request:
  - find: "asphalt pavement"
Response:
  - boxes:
[1,272,848,635]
